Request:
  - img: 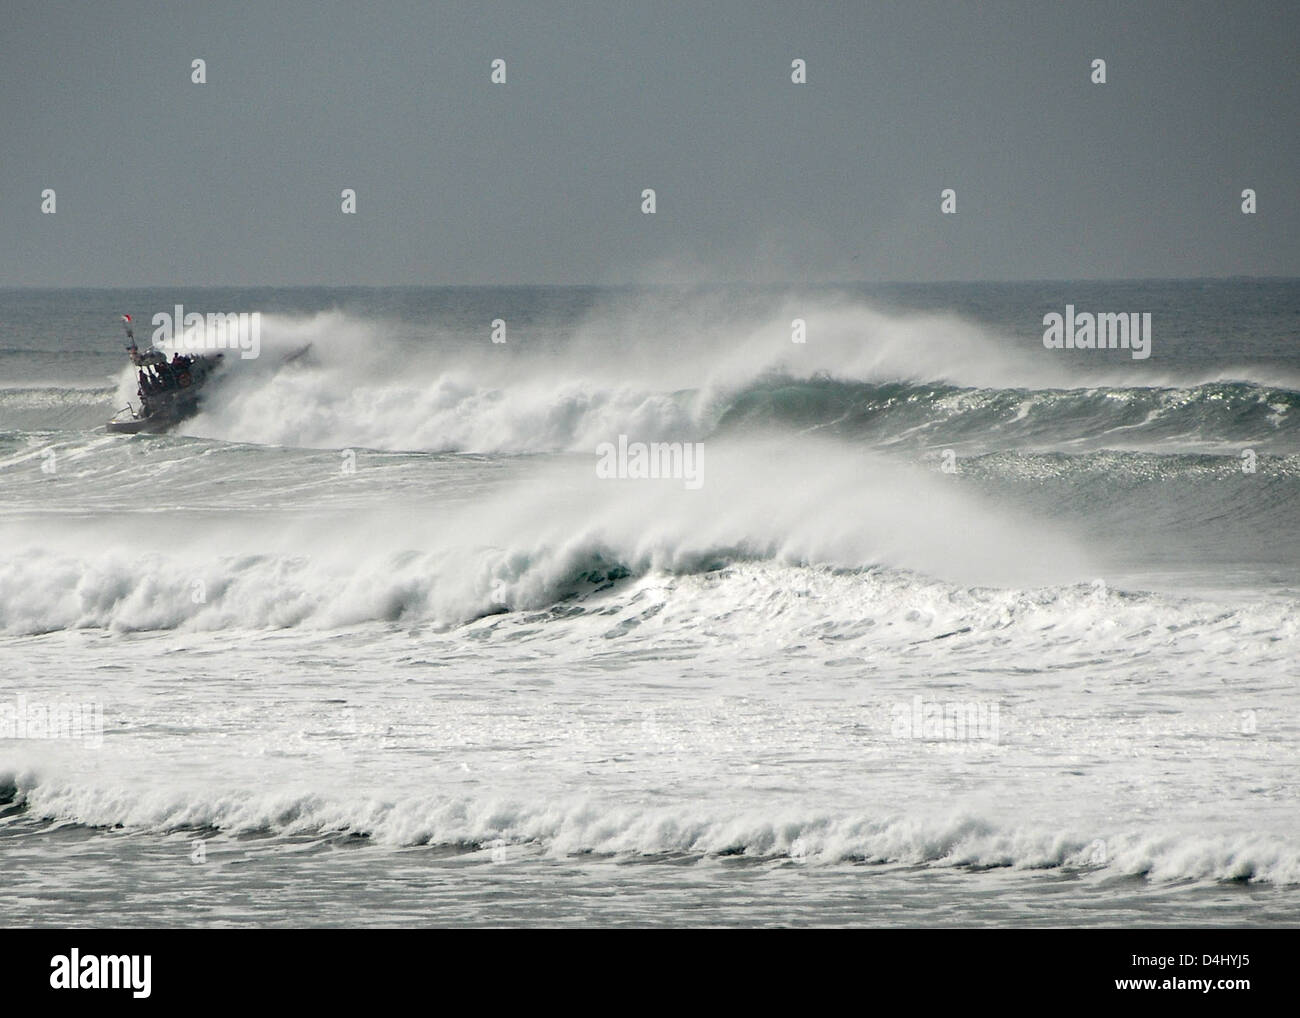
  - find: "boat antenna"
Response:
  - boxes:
[121,314,141,366]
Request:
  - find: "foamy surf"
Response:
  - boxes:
[4,773,1297,885]
[2,282,1298,927]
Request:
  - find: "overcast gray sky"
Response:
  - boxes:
[1,0,1295,286]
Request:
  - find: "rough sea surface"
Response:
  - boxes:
[1,281,1297,926]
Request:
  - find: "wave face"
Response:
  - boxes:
[0,439,1093,633]
[4,374,1297,457]
[716,378,1300,453]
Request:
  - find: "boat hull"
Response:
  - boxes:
[106,417,163,434]
[106,352,222,434]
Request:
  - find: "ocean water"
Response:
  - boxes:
[1,281,1297,927]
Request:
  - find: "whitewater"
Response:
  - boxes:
[1,281,1297,926]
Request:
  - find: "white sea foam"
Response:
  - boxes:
[4,771,1297,884]
[0,438,1102,634]
[136,304,1299,455]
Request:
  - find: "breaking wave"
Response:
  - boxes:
[3,773,1297,884]
[121,307,1300,454]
